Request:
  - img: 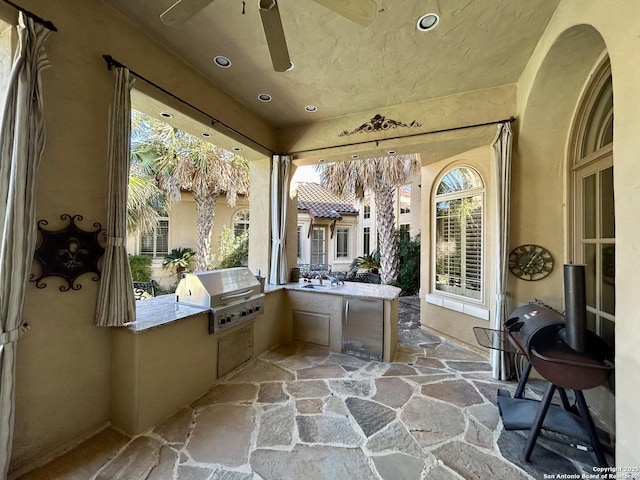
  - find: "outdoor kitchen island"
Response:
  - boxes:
[269,281,401,363]
[111,279,400,436]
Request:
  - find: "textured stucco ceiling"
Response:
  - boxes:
[103,0,560,128]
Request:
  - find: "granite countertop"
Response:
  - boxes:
[129,281,400,334]
[267,281,401,301]
[129,294,208,333]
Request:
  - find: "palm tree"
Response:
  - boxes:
[127,113,168,235]
[319,154,420,284]
[129,111,250,271]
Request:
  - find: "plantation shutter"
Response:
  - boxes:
[434,168,484,300]
[465,201,482,296]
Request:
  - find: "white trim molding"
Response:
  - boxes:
[425,293,490,321]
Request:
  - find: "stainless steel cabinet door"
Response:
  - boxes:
[342,297,383,361]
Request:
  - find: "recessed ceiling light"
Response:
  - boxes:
[213,55,232,68]
[258,93,272,102]
[287,61,295,71]
[201,132,211,137]
[351,154,360,159]
[160,112,173,118]
[417,13,439,32]
[305,105,318,113]
[232,146,242,151]
[387,150,396,155]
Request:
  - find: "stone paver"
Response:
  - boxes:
[365,421,425,458]
[372,452,425,480]
[154,408,193,445]
[420,379,485,407]
[187,404,254,466]
[23,303,603,480]
[433,440,531,480]
[250,445,375,480]
[257,382,288,403]
[296,414,363,445]
[372,377,413,408]
[257,403,294,447]
[400,397,465,447]
[345,397,396,437]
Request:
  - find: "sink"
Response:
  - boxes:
[301,284,329,289]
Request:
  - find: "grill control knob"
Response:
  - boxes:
[241,311,246,317]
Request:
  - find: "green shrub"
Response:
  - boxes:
[129,254,152,282]
[392,232,420,296]
[213,227,249,269]
[163,247,195,276]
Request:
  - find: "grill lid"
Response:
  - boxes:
[175,267,262,309]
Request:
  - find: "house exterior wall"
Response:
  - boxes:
[354,172,422,259]
[419,146,496,348]
[295,214,359,274]
[126,193,250,287]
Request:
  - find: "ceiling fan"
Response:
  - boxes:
[160,0,377,72]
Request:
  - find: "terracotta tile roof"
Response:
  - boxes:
[296,182,358,220]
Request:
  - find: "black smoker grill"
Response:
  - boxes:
[475,264,614,467]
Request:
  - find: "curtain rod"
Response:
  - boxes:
[2,0,57,31]
[102,54,275,155]
[288,116,516,156]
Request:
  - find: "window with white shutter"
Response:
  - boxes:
[434,167,484,300]
[140,218,169,257]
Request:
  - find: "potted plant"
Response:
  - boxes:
[163,247,195,278]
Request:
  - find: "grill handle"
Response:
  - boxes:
[531,348,615,371]
[220,289,254,301]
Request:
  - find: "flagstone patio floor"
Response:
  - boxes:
[18,299,613,480]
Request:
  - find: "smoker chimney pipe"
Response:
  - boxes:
[562,264,587,352]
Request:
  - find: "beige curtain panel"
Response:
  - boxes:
[0,13,52,478]
[491,121,513,381]
[95,67,136,327]
[269,155,291,285]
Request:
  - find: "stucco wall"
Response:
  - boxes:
[419,146,496,348]
[5,0,274,474]
[514,0,640,466]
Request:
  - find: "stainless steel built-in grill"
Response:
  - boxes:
[175,267,265,333]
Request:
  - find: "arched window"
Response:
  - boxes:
[233,209,250,236]
[434,166,484,300]
[571,58,615,397]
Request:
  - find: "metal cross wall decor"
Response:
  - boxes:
[30,214,106,291]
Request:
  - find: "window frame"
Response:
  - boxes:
[335,227,350,259]
[140,217,170,258]
[232,208,250,237]
[431,166,485,304]
[363,226,370,256]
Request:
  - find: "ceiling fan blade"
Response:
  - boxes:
[312,0,377,26]
[160,0,216,25]
[259,0,292,73]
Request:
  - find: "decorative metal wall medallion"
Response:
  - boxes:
[339,114,422,136]
[31,214,106,291]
